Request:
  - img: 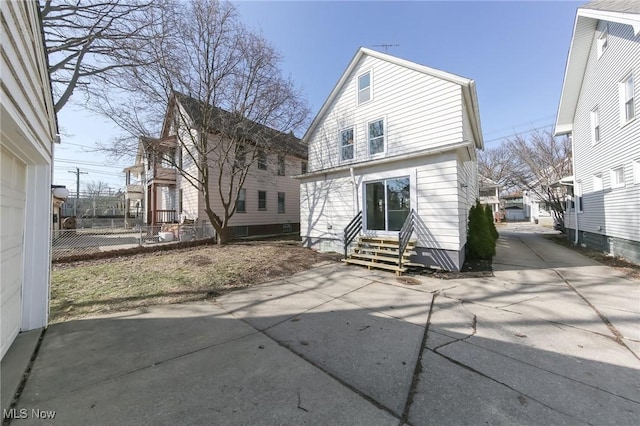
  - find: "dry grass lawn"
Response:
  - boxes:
[51,242,339,323]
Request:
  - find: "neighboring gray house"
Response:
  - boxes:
[555,0,640,263]
[298,48,483,272]
[0,1,58,359]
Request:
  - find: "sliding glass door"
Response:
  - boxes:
[365,177,410,231]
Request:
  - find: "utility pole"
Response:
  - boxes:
[68,167,88,217]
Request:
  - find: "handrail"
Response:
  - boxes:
[398,209,416,269]
[343,211,363,259]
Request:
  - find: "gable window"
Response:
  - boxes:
[365,177,410,231]
[277,154,285,176]
[590,107,600,144]
[257,149,267,170]
[258,190,267,210]
[593,173,603,191]
[277,192,285,213]
[358,71,371,105]
[236,188,246,213]
[368,118,385,155]
[620,74,635,124]
[597,23,608,58]
[235,144,246,168]
[301,161,307,174]
[611,166,625,188]
[340,127,354,161]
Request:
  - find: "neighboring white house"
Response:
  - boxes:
[0,1,58,359]
[479,176,501,220]
[298,48,483,272]
[555,0,640,264]
[125,93,307,239]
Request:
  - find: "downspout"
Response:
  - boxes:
[571,134,578,245]
[350,167,359,215]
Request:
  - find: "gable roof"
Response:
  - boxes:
[162,92,307,159]
[554,1,640,136]
[303,47,484,149]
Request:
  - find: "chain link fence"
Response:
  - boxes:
[52,224,215,261]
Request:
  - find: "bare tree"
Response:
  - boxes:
[83,179,111,197]
[40,0,161,112]
[478,145,517,190]
[92,0,309,243]
[505,129,572,229]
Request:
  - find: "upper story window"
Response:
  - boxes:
[277,154,285,176]
[257,149,267,170]
[301,161,307,174]
[611,166,625,188]
[258,190,267,210]
[597,23,608,59]
[357,71,371,105]
[590,107,600,145]
[235,144,246,168]
[340,127,354,161]
[368,118,385,156]
[620,74,635,124]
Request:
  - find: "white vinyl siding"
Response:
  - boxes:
[619,73,635,124]
[564,20,640,243]
[300,153,465,253]
[597,23,608,59]
[1,0,56,359]
[306,55,463,172]
[634,159,640,184]
[593,173,603,191]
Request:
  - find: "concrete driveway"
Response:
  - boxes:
[3,223,639,425]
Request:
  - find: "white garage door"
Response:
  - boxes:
[1,146,26,359]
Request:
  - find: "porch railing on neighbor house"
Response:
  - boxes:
[343,211,363,259]
[147,210,178,224]
[398,209,416,269]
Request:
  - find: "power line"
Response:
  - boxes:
[483,122,555,145]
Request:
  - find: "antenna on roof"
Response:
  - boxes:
[372,44,399,52]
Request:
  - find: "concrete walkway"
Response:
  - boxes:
[2,223,639,425]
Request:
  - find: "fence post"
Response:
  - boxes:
[139,226,143,246]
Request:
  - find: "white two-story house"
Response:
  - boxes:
[298,48,483,272]
[555,0,640,264]
[125,93,307,240]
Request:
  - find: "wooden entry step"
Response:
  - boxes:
[343,235,418,276]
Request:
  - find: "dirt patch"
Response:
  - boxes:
[51,242,339,323]
[407,258,493,280]
[544,234,640,280]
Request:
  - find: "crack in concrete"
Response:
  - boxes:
[400,292,437,425]
[519,238,639,361]
[428,348,596,424]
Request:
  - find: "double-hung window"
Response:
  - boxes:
[277,154,285,176]
[358,71,371,104]
[620,74,635,124]
[368,118,385,155]
[277,192,285,213]
[236,188,246,213]
[611,166,625,188]
[257,149,267,170]
[258,190,267,210]
[593,173,603,191]
[340,127,354,161]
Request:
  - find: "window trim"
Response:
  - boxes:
[257,149,267,170]
[619,73,635,126]
[258,190,267,210]
[590,107,600,145]
[363,175,411,232]
[236,188,246,213]
[339,126,355,163]
[277,192,285,214]
[356,69,373,106]
[301,160,307,175]
[576,180,583,213]
[367,117,387,157]
[277,154,285,176]
[611,166,625,188]
[633,159,640,185]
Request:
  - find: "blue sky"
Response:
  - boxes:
[54,0,583,191]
